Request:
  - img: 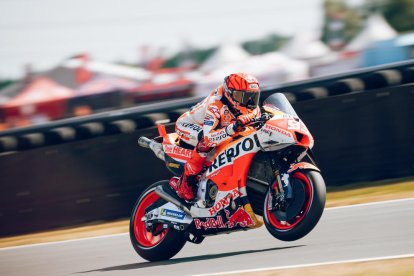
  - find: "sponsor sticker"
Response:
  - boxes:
[207,134,260,174]
[176,129,193,141]
[194,216,226,230]
[164,144,192,159]
[209,106,220,118]
[221,107,233,126]
[180,123,202,132]
[207,129,228,143]
[208,189,241,216]
[160,208,186,220]
[264,124,292,137]
[167,162,180,168]
[194,207,254,230]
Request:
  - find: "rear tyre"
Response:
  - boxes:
[129,180,187,261]
[263,170,326,241]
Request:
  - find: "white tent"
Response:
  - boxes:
[62,58,152,81]
[193,51,309,96]
[199,43,250,73]
[210,52,308,84]
[281,33,331,60]
[345,13,397,52]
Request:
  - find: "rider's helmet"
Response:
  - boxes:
[223,73,261,114]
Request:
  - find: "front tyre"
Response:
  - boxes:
[263,170,326,241]
[129,180,187,261]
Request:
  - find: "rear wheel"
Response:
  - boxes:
[129,180,187,261]
[263,170,326,241]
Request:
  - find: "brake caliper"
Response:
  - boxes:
[269,172,292,212]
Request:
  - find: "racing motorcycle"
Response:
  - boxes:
[130,93,326,261]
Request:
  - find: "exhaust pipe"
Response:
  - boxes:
[155,186,192,216]
[138,136,165,161]
[138,136,151,148]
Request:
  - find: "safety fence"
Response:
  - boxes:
[0,60,413,236]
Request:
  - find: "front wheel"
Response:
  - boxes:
[263,170,326,241]
[129,180,187,261]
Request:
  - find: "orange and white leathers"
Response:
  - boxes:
[173,85,260,200]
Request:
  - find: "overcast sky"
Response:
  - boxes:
[0,0,363,79]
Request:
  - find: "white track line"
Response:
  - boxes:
[1,197,413,251]
[197,253,414,276]
[325,197,414,210]
[0,233,128,251]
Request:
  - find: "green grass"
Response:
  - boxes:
[326,177,414,207]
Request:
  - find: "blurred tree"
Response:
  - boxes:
[0,80,13,90]
[163,47,216,68]
[321,0,362,49]
[242,34,289,55]
[381,0,414,32]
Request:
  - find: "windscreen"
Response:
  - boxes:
[262,93,298,117]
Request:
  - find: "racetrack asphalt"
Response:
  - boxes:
[1,198,413,276]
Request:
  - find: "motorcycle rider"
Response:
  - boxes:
[170,73,261,201]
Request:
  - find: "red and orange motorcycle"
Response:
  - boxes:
[130,93,326,261]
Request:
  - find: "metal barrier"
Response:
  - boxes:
[262,59,414,99]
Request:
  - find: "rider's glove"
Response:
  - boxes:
[237,114,255,125]
[226,120,245,136]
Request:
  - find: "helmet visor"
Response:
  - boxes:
[232,90,260,109]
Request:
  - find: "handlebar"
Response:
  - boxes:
[246,113,271,129]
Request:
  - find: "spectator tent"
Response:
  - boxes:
[1,77,74,124]
[345,13,397,52]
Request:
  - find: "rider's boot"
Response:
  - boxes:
[169,176,181,192]
[174,174,199,201]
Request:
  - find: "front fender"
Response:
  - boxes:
[288,162,320,173]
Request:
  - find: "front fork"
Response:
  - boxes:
[268,170,293,212]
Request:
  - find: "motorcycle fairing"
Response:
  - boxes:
[143,201,193,225]
[258,115,314,150]
[190,189,262,235]
[184,133,264,235]
[288,162,320,173]
[144,136,264,235]
[148,100,315,236]
[143,185,262,236]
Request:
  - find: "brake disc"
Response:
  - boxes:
[272,179,306,221]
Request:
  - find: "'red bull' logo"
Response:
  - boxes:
[194,216,226,230]
[194,207,254,230]
[225,208,254,228]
